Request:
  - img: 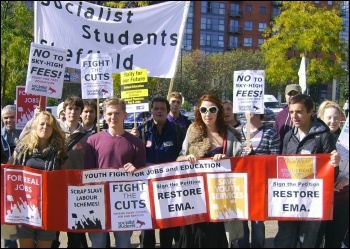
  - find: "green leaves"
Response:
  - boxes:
[261,1,347,86]
[1,1,33,106]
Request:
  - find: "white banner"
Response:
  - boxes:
[35,1,190,78]
[298,57,307,94]
[336,116,349,178]
[81,53,113,99]
[233,70,265,114]
[25,43,67,98]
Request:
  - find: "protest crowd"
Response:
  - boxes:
[1,85,348,248]
[1,2,348,248]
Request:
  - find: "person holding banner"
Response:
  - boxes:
[59,96,91,248]
[167,91,192,131]
[176,94,243,248]
[17,97,90,247]
[223,100,241,129]
[316,100,349,248]
[238,113,279,248]
[84,97,146,248]
[8,111,68,248]
[273,94,340,248]
[131,96,185,248]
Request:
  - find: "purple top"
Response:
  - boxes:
[167,114,191,131]
[84,130,146,169]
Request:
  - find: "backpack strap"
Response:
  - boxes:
[222,131,227,154]
[174,123,183,154]
[67,132,87,152]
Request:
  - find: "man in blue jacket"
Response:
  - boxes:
[131,96,185,248]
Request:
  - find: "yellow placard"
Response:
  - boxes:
[120,69,148,84]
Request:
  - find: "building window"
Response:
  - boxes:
[229,36,239,48]
[258,38,265,47]
[201,2,212,13]
[260,6,266,14]
[244,21,253,31]
[218,19,225,31]
[244,37,252,47]
[230,3,240,16]
[246,5,252,13]
[230,20,240,32]
[272,7,281,15]
[201,18,212,30]
[206,34,212,46]
[258,22,267,32]
[219,3,225,15]
[218,35,224,47]
[327,1,332,5]
[314,1,320,3]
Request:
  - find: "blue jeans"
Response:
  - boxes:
[4,239,18,248]
[88,231,133,248]
[273,220,321,248]
[238,221,265,248]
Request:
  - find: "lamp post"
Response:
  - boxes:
[181,46,187,93]
[126,1,137,8]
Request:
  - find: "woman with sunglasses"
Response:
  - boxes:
[176,94,243,248]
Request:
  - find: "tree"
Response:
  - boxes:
[173,49,266,104]
[261,1,347,87]
[1,1,33,107]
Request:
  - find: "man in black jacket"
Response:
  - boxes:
[273,94,340,248]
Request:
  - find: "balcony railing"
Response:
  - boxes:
[228,43,241,49]
[229,10,242,17]
[229,26,242,34]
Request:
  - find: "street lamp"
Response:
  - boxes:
[180,46,187,92]
[126,1,137,8]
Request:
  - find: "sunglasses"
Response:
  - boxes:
[199,106,219,114]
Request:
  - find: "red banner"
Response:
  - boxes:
[1,154,334,232]
[16,86,46,130]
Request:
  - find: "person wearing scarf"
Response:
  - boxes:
[8,111,67,248]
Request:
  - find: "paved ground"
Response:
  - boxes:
[2,220,278,248]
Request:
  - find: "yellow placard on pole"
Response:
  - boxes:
[120,69,148,84]
[120,69,150,113]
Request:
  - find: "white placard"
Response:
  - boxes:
[25,43,67,98]
[233,70,265,114]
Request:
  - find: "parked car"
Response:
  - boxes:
[46,106,58,117]
[184,111,195,122]
[123,111,151,129]
[264,95,283,115]
[180,109,187,115]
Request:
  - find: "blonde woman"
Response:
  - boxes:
[316,100,348,248]
[9,111,67,248]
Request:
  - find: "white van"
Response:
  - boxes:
[46,106,58,117]
[264,95,282,115]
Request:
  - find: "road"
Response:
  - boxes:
[1,220,277,248]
